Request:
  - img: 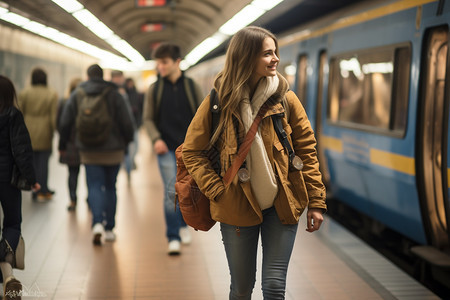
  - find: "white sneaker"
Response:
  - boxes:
[92,223,104,245]
[179,227,192,245]
[105,230,116,242]
[167,240,181,255]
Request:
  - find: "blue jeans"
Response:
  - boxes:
[220,207,298,300]
[85,164,120,230]
[157,151,186,242]
[124,130,139,175]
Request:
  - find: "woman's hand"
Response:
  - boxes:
[31,183,41,193]
[306,208,324,233]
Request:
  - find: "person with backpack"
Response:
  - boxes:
[59,64,134,245]
[0,75,41,300]
[181,26,327,299]
[18,67,58,202]
[143,43,203,255]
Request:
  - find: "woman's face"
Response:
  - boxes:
[253,37,279,80]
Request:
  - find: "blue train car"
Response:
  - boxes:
[277,0,450,275]
[188,0,450,290]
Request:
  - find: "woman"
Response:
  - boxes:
[18,67,58,201]
[182,26,327,299]
[0,75,40,299]
[57,77,82,211]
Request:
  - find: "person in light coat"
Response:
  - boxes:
[18,67,58,201]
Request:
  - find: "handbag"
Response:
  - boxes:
[10,164,32,191]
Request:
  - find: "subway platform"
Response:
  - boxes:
[2,130,441,300]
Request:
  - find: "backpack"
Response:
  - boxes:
[75,86,113,147]
[175,88,220,231]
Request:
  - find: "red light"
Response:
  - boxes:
[136,0,166,7]
[141,23,165,32]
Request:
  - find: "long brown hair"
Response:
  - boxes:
[0,75,18,113]
[211,26,279,144]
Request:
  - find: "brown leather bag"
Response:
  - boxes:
[175,144,216,231]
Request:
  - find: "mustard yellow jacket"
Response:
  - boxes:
[18,85,58,151]
[182,82,326,226]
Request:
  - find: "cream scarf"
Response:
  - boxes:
[239,76,279,210]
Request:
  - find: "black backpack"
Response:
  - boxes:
[75,86,113,146]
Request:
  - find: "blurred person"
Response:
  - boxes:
[110,70,137,182]
[0,75,40,300]
[59,64,134,245]
[57,77,82,211]
[143,43,203,255]
[18,67,58,201]
[110,70,127,98]
[124,77,144,180]
[182,26,327,299]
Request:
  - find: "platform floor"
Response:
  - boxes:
[2,130,441,299]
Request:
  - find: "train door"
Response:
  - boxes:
[316,51,330,185]
[417,26,450,250]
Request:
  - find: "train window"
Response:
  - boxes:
[328,45,411,135]
[297,55,308,106]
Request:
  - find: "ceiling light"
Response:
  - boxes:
[52,0,83,13]
[0,12,30,26]
[22,21,47,34]
[251,0,283,11]
[219,5,265,35]
[185,32,227,66]
[73,9,99,27]
[88,22,114,39]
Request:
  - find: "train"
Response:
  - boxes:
[187,0,450,293]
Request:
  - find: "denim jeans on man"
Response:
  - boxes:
[220,206,298,300]
[85,164,120,230]
[157,151,186,242]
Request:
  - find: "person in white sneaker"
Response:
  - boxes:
[59,65,135,246]
[143,44,202,255]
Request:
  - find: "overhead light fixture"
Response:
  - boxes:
[184,32,228,66]
[0,12,30,26]
[51,0,145,63]
[72,9,99,27]
[51,0,83,13]
[219,5,265,35]
[184,0,285,68]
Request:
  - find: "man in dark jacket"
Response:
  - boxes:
[143,43,203,255]
[59,64,134,245]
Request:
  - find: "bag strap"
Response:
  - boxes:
[271,114,295,164]
[222,102,271,187]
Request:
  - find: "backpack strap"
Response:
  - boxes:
[184,77,198,115]
[208,88,221,175]
[152,78,164,124]
[271,113,296,165]
[209,88,220,136]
